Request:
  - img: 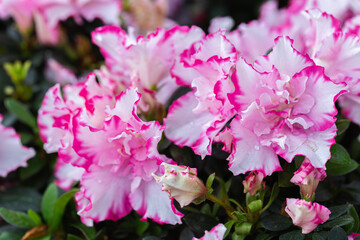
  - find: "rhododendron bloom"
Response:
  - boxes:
[228,36,345,176]
[73,88,182,225]
[153,163,207,207]
[0,114,35,177]
[91,25,204,111]
[285,198,330,234]
[243,171,265,196]
[193,224,227,240]
[165,31,237,157]
[290,158,326,200]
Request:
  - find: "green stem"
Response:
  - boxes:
[207,194,236,218]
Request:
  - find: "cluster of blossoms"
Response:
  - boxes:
[0,0,358,238]
[0,0,177,45]
[0,0,122,44]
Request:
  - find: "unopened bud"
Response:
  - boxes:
[153,163,207,207]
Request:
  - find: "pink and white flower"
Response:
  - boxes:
[285,198,330,234]
[291,158,326,200]
[91,25,204,112]
[72,88,183,225]
[243,171,265,196]
[0,114,35,177]
[348,233,360,240]
[165,31,237,158]
[153,163,207,207]
[193,224,227,240]
[228,36,345,176]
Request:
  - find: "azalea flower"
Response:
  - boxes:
[165,30,237,158]
[228,36,345,175]
[91,24,204,112]
[0,114,35,177]
[73,88,183,225]
[285,198,330,234]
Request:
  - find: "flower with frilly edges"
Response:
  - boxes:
[290,158,326,201]
[243,171,265,196]
[285,198,330,234]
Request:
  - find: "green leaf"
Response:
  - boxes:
[348,206,360,233]
[70,222,96,240]
[0,226,26,240]
[50,188,79,231]
[201,203,212,215]
[328,204,351,220]
[261,214,292,231]
[278,164,297,187]
[0,187,42,212]
[67,234,84,240]
[279,230,304,240]
[336,119,350,135]
[320,215,354,229]
[328,226,347,240]
[136,221,149,235]
[27,209,42,226]
[4,98,37,130]
[141,237,161,240]
[224,220,236,238]
[326,144,359,176]
[32,235,51,240]
[0,231,24,240]
[19,132,33,145]
[254,233,273,240]
[261,183,279,213]
[183,213,219,235]
[311,231,328,240]
[41,183,58,224]
[0,207,36,228]
[20,156,46,180]
[206,173,216,190]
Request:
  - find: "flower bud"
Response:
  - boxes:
[153,163,208,207]
[235,222,252,235]
[248,199,263,213]
[290,158,326,201]
[243,171,265,196]
[285,198,330,234]
[348,233,360,240]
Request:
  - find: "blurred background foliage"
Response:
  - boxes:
[2,0,360,240]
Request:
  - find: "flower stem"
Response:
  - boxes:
[207,194,236,218]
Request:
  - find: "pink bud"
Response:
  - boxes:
[290,158,327,200]
[285,198,330,234]
[193,223,227,240]
[153,163,208,207]
[243,171,265,196]
[348,233,360,240]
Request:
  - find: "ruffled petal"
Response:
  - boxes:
[130,178,183,225]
